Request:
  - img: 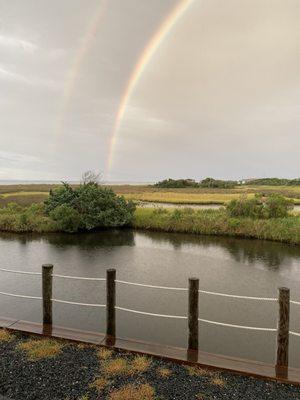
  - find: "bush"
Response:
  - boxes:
[154,178,199,188]
[200,177,237,189]
[226,194,293,219]
[49,205,82,233]
[45,182,135,232]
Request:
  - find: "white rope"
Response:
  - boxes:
[0,291,42,300]
[116,280,187,291]
[291,300,300,306]
[52,298,105,307]
[116,306,187,319]
[0,268,41,276]
[199,289,277,302]
[198,318,276,331]
[290,331,300,337]
[52,274,105,281]
[116,280,277,300]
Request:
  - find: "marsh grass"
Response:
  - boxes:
[210,376,226,386]
[98,347,113,360]
[157,367,172,377]
[108,383,155,400]
[89,377,110,392]
[185,366,212,377]
[0,329,14,342]
[102,358,129,376]
[101,355,152,377]
[130,355,152,374]
[17,338,63,361]
[134,208,300,245]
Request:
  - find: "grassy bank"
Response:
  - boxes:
[133,208,300,245]
[1,204,300,245]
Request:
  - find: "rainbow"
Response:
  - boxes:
[55,1,107,139]
[105,0,195,178]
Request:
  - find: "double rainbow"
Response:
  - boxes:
[105,0,195,178]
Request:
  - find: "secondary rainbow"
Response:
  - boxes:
[55,1,107,139]
[105,0,195,178]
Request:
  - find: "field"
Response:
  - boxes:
[1,184,300,207]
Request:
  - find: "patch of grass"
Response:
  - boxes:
[157,367,172,377]
[102,357,129,376]
[211,376,226,386]
[108,383,155,400]
[98,347,113,360]
[185,366,211,377]
[89,377,110,392]
[0,329,14,342]
[17,338,63,361]
[130,355,152,374]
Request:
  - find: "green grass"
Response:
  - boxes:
[133,208,300,245]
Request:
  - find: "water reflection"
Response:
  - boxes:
[134,230,300,269]
[0,229,299,269]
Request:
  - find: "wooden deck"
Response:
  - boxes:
[1,316,300,386]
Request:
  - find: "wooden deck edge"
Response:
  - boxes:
[1,318,300,387]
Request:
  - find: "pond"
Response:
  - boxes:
[1,230,300,367]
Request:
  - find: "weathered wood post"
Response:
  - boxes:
[188,277,199,351]
[42,264,53,326]
[106,268,116,338]
[276,287,290,378]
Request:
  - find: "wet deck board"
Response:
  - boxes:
[1,317,300,386]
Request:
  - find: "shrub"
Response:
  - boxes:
[50,204,82,233]
[226,194,293,219]
[45,181,135,232]
[154,178,199,188]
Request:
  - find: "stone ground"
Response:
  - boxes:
[1,330,300,400]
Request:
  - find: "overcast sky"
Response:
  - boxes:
[0,0,300,182]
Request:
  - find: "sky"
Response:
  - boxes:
[0,0,300,182]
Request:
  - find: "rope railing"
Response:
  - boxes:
[198,318,276,332]
[0,267,41,276]
[52,274,105,281]
[198,289,277,302]
[0,290,42,300]
[116,306,187,319]
[116,279,187,291]
[290,331,300,337]
[1,264,300,376]
[291,300,300,306]
[52,298,105,307]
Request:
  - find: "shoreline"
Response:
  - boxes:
[0,207,299,246]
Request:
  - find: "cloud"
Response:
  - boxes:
[0,65,57,89]
[0,34,37,53]
[0,150,40,165]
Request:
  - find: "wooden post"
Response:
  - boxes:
[276,287,290,377]
[188,277,199,351]
[42,264,53,326]
[106,268,116,338]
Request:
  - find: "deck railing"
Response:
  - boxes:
[0,264,299,378]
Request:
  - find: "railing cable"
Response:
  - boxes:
[0,268,41,276]
[0,291,42,300]
[198,318,277,332]
[116,306,187,319]
[51,298,105,307]
[198,289,277,302]
[116,280,187,291]
[52,274,105,282]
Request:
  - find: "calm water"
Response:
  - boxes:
[1,230,300,366]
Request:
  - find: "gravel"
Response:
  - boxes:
[1,332,300,400]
